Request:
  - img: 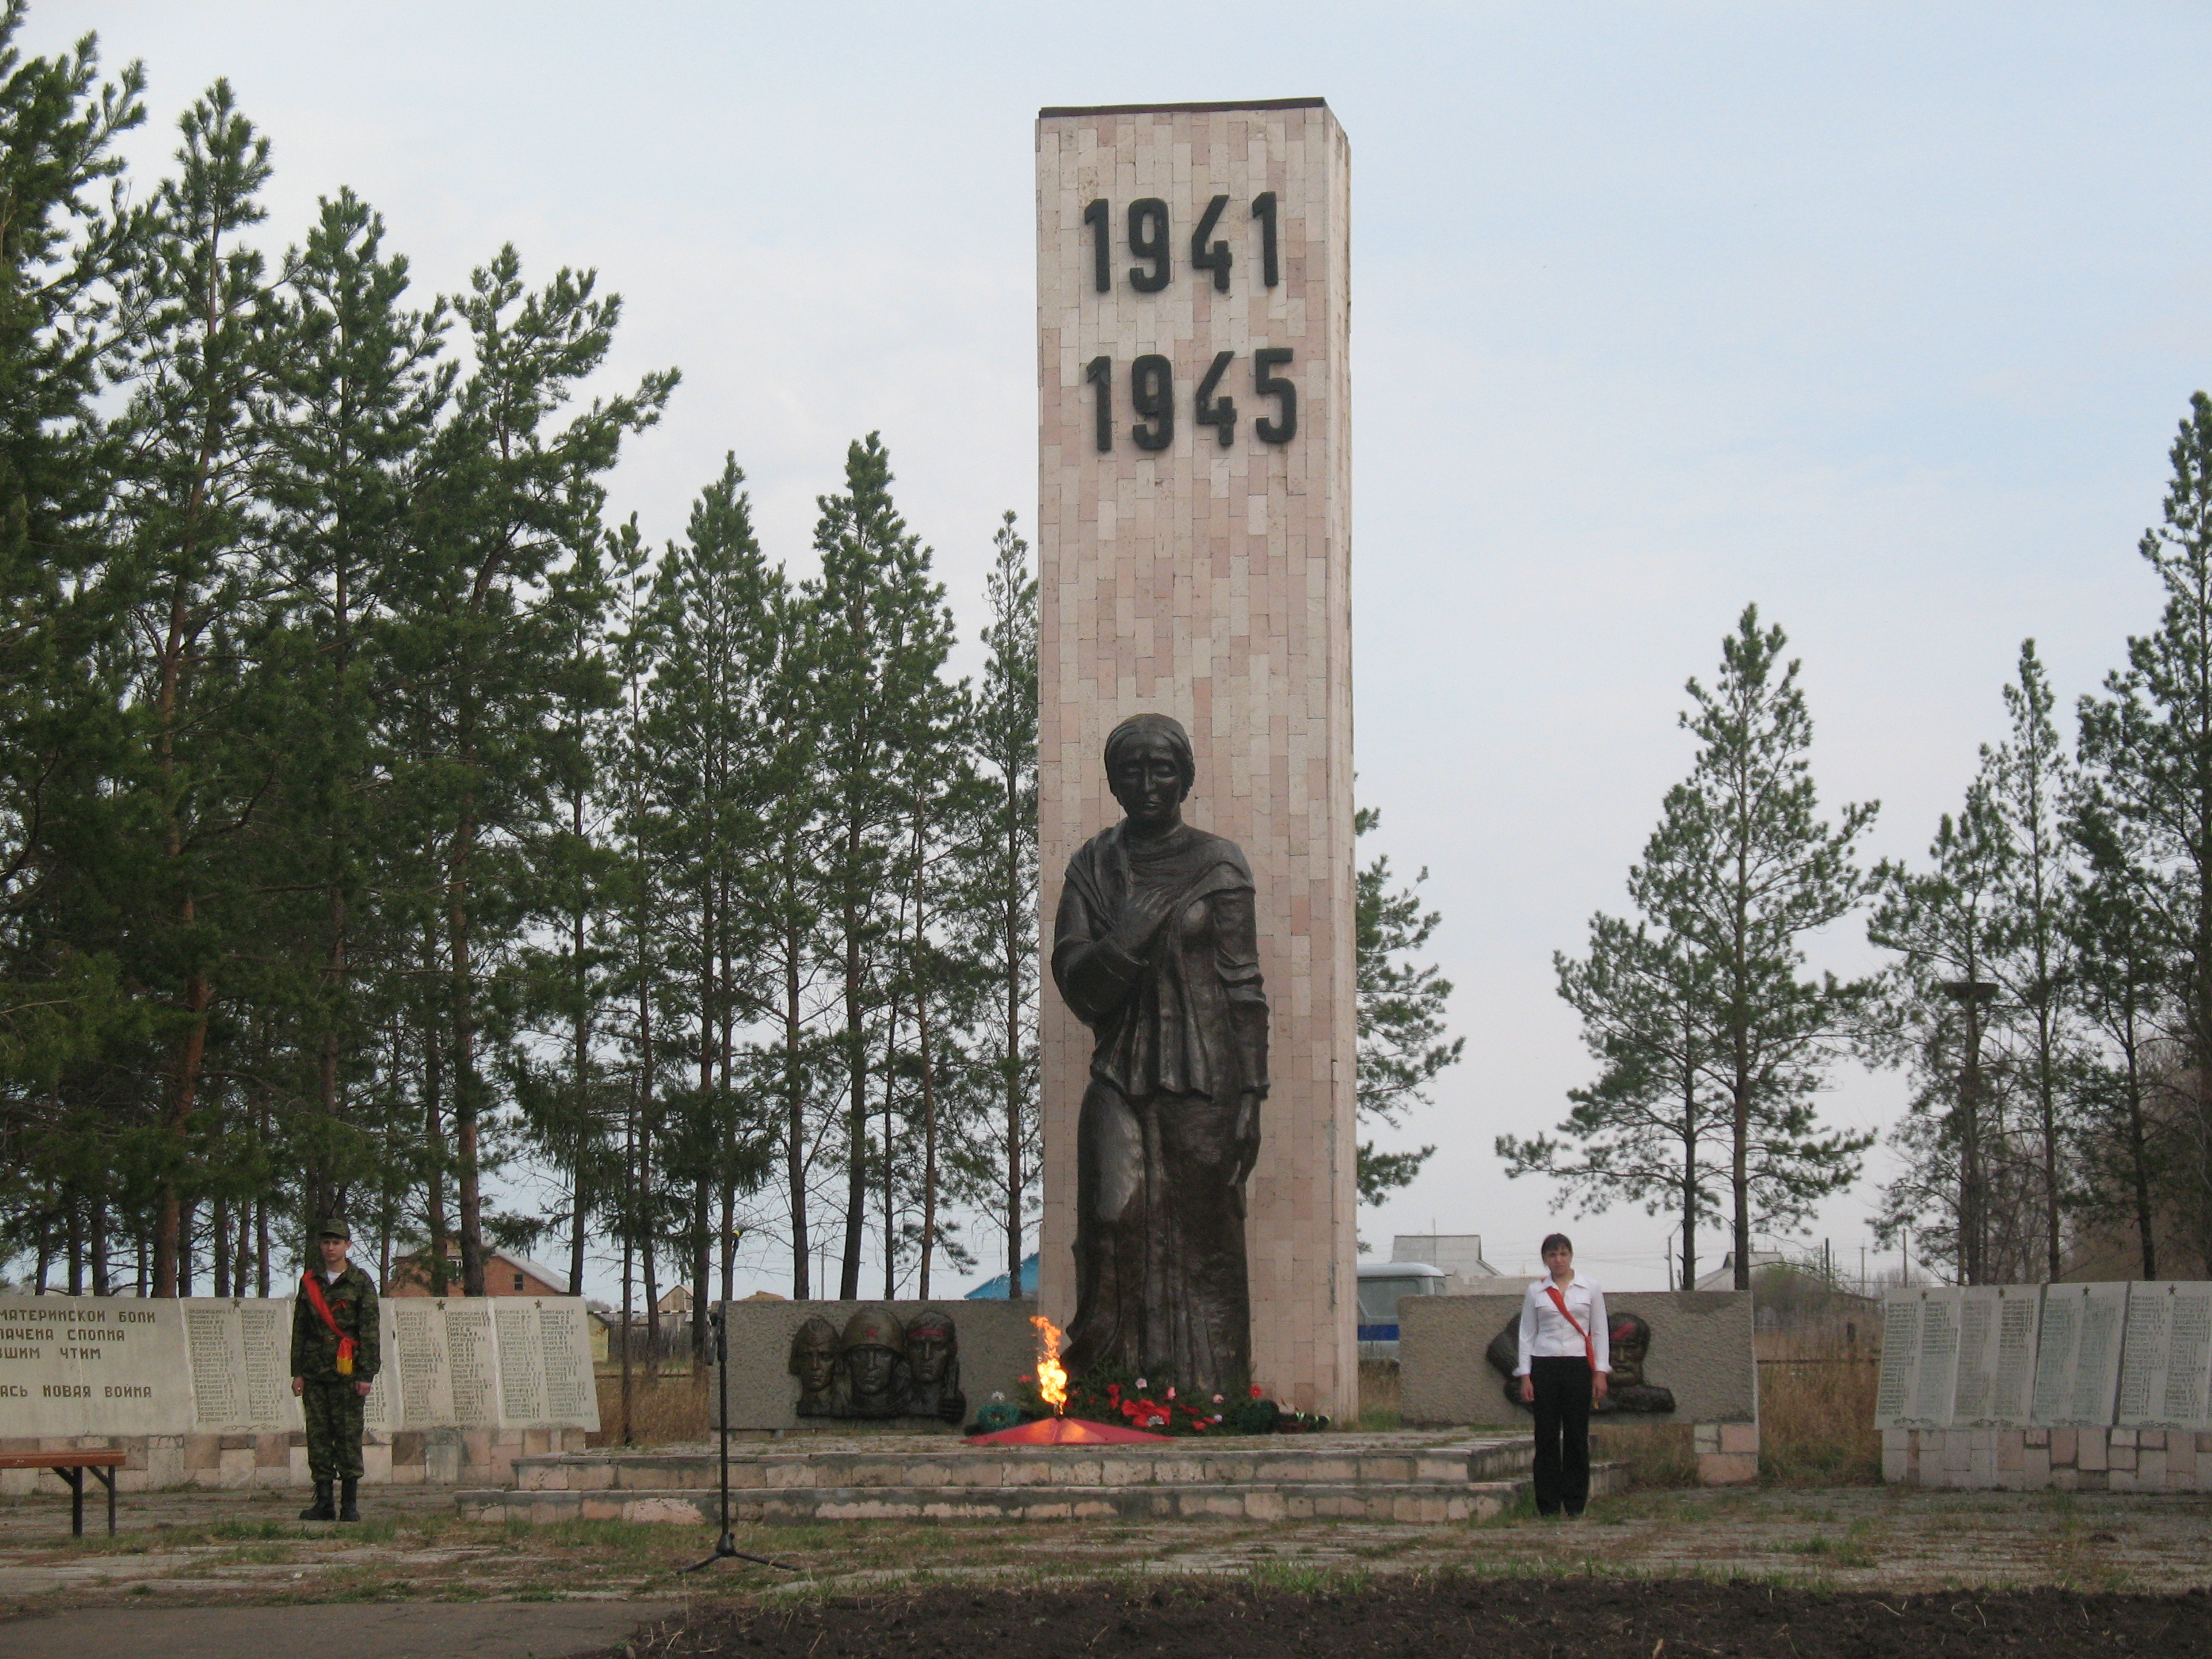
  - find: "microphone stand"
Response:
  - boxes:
[682,1307,799,1574]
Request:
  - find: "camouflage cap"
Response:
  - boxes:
[314,1217,352,1242]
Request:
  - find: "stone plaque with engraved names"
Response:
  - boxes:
[442,1301,501,1428]
[1875,1292,1922,1429]
[493,1303,546,1427]
[183,1298,305,1433]
[360,1298,396,1433]
[2116,1282,2212,1431]
[532,1301,596,1427]
[2027,1282,2127,1427]
[1876,1288,1963,1429]
[1950,1285,2040,1427]
[0,1292,594,1438]
[390,1298,456,1428]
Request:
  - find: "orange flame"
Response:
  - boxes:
[1030,1314,1068,1415]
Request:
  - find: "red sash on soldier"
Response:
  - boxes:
[302,1271,356,1376]
[1544,1284,1595,1373]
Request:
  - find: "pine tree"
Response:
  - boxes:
[2065,805,2169,1278]
[394,247,674,1294]
[1354,806,1460,1204]
[0,10,148,1275]
[647,456,783,1332]
[748,582,834,1298]
[1657,607,1875,1289]
[510,531,626,1294]
[259,186,449,1223]
[1867,787,2038,1284]
[1502,900,1728,1288]
[947,512,1039,1296]
[1978,642,2078,1278]
[807,434,959,1298]
[2074,392,2212,1274]
[113,80,281,1295]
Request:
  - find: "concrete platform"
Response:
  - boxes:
[455,1430,1626,1524]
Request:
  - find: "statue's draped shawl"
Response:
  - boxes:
[1054,821,1261,1100]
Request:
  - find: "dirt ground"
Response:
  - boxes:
[3,1481,2210,1613]
[602,1577,2211,1659]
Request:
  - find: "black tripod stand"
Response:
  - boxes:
[682,1307,800,1575]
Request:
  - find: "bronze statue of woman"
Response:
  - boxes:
[1053,713,1269,1397]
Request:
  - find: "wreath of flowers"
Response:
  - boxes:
[1000,1370,1326,1437]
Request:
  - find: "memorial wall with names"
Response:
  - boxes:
[0,1294,598,1439]
[1876,1282,2203,1431]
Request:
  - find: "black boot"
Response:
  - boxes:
[338,1477,361,1523]
[299,1479,335,1521]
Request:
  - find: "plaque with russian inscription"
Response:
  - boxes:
[361,1297,396,1433]
[2116,1281,2212,1431]
[2028,1281,2126,1427]
[0,1296,184,1437]
[1873,1291,1922,1429]
[530,1301,597,1428]
[391,1299,456,1428]
[493,1303,548,1427]
[443,1301,501,1427]
[183,1298,304,1433]
[1875,1289,1961,1429]
[239,1299,299,1430]
[1950,1286,2039,1427]
[184,1303,242,1431]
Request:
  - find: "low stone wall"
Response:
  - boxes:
[709,1298,1040,1433]
[1399,1291,1758,1486]
[0,1426,586,1494]
[1883,1426,2212,1492]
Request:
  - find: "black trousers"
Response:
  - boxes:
[1528,1355,1592,1515]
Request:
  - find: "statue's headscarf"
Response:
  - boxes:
[1103,712,1196,790]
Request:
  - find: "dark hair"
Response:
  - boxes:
[1539,1233,1572,1256]
[1103,712,1196,790]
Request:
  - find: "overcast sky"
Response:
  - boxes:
[33,2,2212,1296]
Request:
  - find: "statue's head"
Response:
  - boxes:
[1607,1313,1652,1387]
[787,1317,840,1395]
[840,1307,905,1399]
[905,1309,956,1386]
[1105,714,1195,832]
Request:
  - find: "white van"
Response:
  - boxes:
[1355,1261,1448,1359]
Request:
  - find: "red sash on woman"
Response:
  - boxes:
[1544,1284,1595,1372]
[301,1271,356,1376]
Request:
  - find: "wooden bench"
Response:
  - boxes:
[0,1450,127,1536]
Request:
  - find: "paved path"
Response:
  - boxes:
[0,1599,680,1659]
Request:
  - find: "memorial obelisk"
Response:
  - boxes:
[1034,100,1356,1419]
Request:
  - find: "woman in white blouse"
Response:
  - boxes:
[1514,1233,1609,1517]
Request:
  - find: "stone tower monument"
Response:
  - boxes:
[1034,99,1355,1419]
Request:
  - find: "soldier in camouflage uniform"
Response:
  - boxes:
[290,1217,380,1522]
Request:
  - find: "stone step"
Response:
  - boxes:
[460,1463,1626,1527]
[508,1435,1536,1495]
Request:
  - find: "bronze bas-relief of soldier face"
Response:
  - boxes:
[788,1317,841,1406]
[906,1322,954,1387]
[846,1345,897,1398]
[1607,1315,1651,1388]
[840,1308,905,1402]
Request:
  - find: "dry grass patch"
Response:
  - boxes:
[1755,1322,1880,1486]
[587,1369,711,1446]
[1591,1420,1699,1489]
